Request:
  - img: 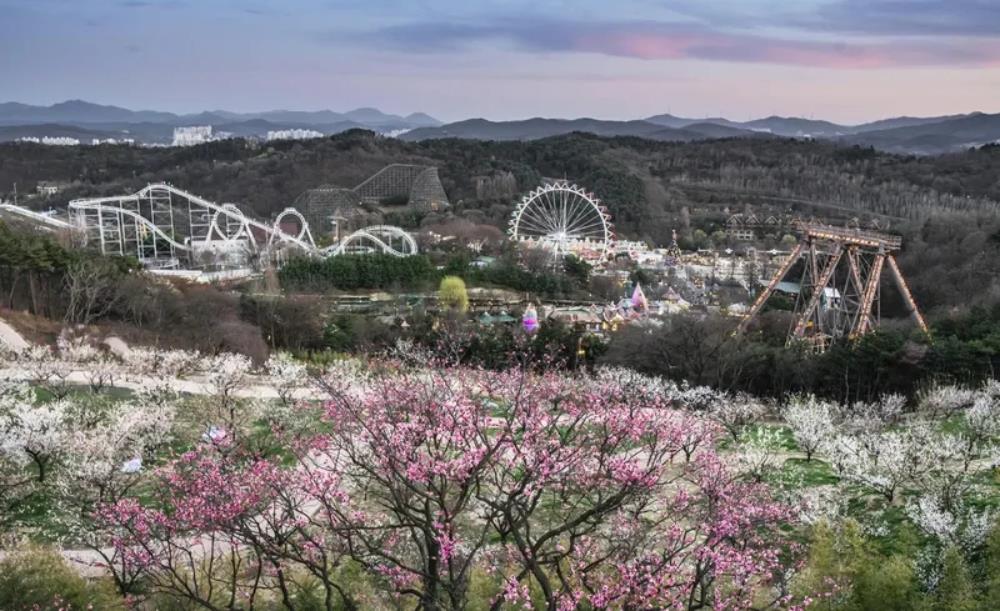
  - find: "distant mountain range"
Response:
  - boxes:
[398,118,776,143]
[2,100,997,155]
[0,100,443,143]
[404,112,1000,155]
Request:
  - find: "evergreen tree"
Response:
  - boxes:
[852,555,920,611]
[981,520,1000,610]
[936,546,977,611]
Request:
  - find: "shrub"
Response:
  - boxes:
[0,546,122,610]
[279,254,436,292]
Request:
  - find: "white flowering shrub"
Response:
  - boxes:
[906,494,995,552]
[796,487,847,526]
[593,366,678,401]
[56,334,101,363]
[19,345,73,399]
[124,347,203,378]
[965,394,1000,443]
[674,383,723,411]
[206,352,253,399]
[389,338,436,369]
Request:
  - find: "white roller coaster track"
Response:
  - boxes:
[67,183,417,262]
[322,225,419,257]
[74,205,190,251]
[0,203,74,231]
[138,183,316,251]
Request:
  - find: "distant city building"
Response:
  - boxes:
[266,129,324,141]
[36,181,69,196]
[91,137,135,145]
[382,129,412,138]
[172,126,214,146]
[18,136,80,146]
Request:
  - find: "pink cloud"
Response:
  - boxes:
[370,20,1000,69]
[570,26,1000,69]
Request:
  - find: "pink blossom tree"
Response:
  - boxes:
[97,363,797,610]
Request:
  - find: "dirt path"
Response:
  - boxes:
[0,317,29,351]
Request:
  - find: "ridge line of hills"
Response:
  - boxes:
[2,100,999,155]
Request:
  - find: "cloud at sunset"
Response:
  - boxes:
[364,19,1000,68]
[1,0,998,121]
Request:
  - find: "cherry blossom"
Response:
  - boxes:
[96,362,798,610]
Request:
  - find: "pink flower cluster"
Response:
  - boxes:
[95,364,798,609]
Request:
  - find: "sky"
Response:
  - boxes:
[1,0,999,123]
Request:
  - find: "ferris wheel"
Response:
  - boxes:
[508,182,614,258]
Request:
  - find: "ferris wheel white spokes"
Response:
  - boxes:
[508,181,614,258]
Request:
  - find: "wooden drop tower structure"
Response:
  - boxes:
[738,221,928,351]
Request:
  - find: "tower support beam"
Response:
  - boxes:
[792,244,844,338]
[851,253,885,338]
[738,242,803,334]
[886,255,929,334]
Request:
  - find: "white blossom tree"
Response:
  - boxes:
[710,392,767,443]
[265,352,308,406]
[0,381,42,516]
[917,383,977,420]
[20,345,73,400]
[198,352,258,443]
[58,334,119,393]
[826,425,938,503]
[56,400,175,513]
[783,395,835,461]
[0,394,72,482]
[593,365,677,404]
[731,427,786,483]
[124,347,203,379]
[907,493,995,553]
[964,393,1000,447]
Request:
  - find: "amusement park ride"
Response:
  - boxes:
[3,183,418,271]
[738,221,928,350]
[1,177,927,350]
[508,181,615,260]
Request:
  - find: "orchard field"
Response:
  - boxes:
[2,336,1000,610]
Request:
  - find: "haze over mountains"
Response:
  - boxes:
[0,100,442,144]
[2,100,998,156]
[401,112,1000,155]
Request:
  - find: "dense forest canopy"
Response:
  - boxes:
[3,132,1000,312]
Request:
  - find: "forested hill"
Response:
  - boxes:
[3,131,1000,222]
[3,131,1000,312]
